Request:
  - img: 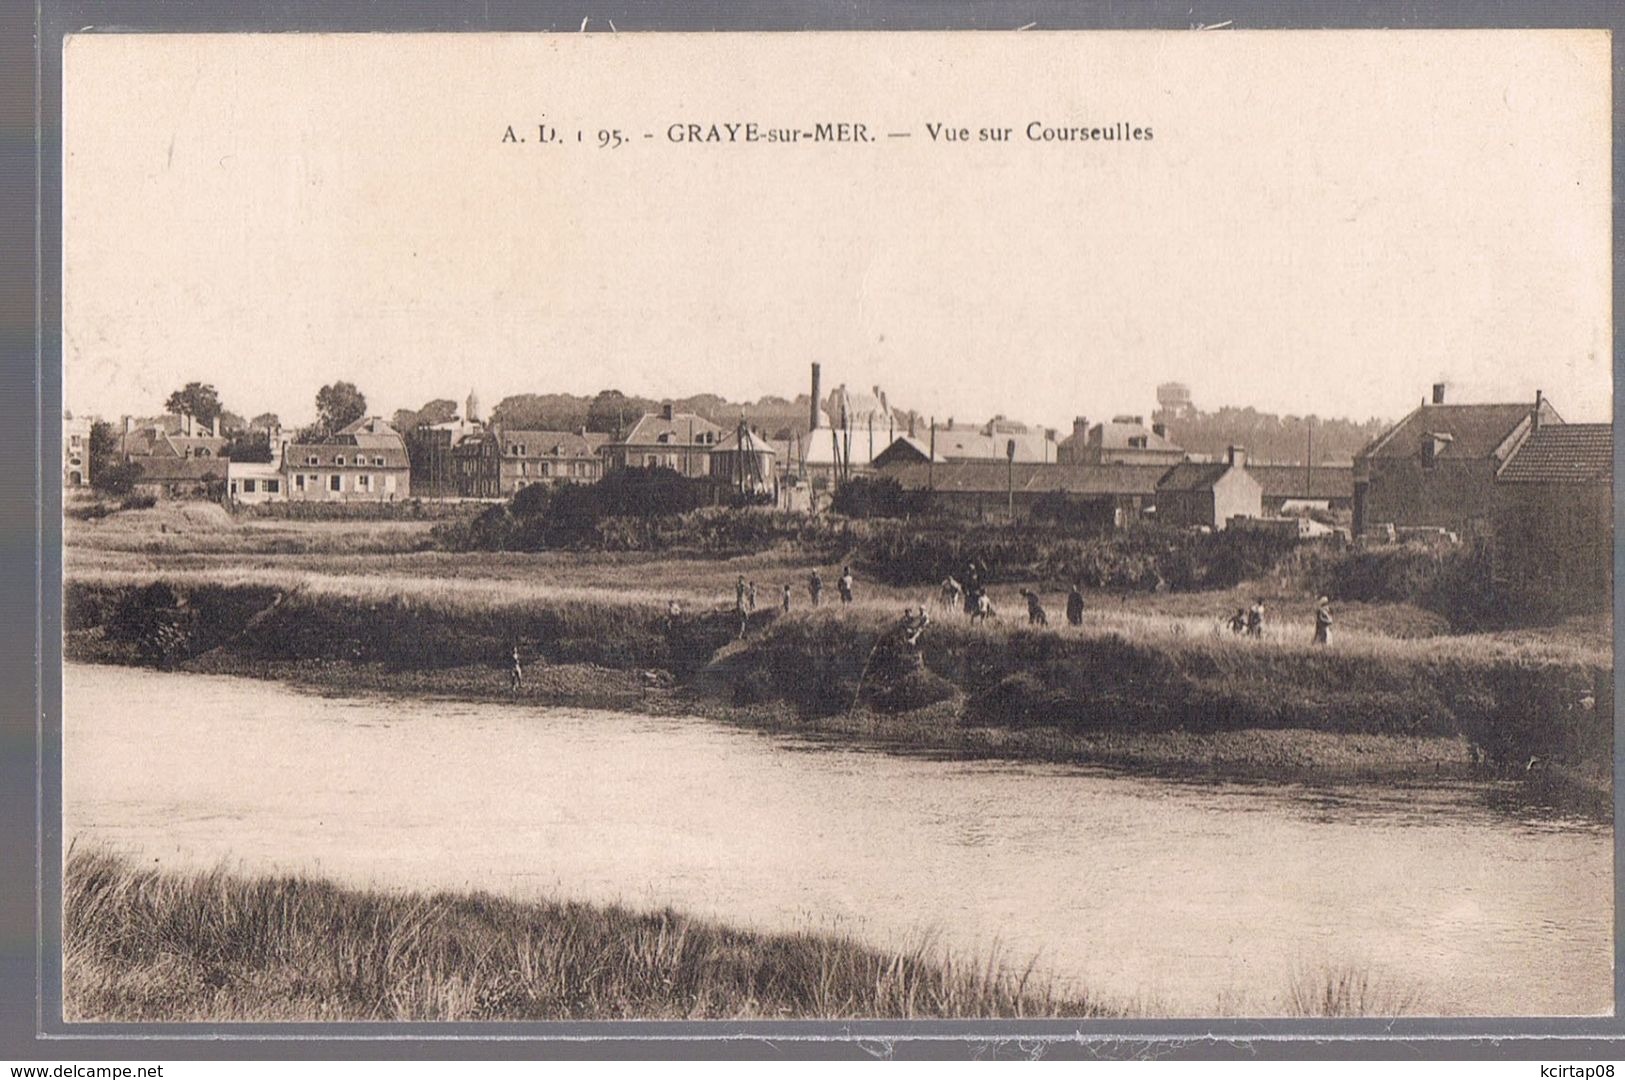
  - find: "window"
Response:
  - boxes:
[385,474,396,493]
[358,474,371,491]
[519,461,527,476]
[330,475,342,492]
[517,445,526,456]
[197,447,211,457]
[374,456,385,466]
[335,456,346,466]
[308,455,319,466]
[229,480,238,495]
[266,479,280,493]
[70,434,81,447]
[295,474,305,491]
[243,479,257,493]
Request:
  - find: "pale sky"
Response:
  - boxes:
[64,31,1612,429]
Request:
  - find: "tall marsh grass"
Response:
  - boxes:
[63,848,1106,1022]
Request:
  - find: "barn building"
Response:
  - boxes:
[1154,447,1263,529]
[1491,422,1612,613]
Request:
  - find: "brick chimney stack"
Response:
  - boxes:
[1533,389,1544,432]
[1227,445,1247,469]
[1432,382,1446,405]
[809,364,821,431]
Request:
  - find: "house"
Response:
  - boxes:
[1353,385,1559,539]
[1247,463,1355,514]
[117,412,229,461]
[879,460,1167,528]
[64,412,92,488]
[1057,415,1184,466]
[603,405,722,479]
[1155,446,1263,529]
[127,456,227,500]
[1491,421,1612,612]
[871,420,1060,469]
[495,428,609,493]
[227,452,286,504]
[281,416,411,502]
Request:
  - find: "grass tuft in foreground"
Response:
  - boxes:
[63,849,1109,1022]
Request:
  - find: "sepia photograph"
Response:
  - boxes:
[55,27,1612,1026]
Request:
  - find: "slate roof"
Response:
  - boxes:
[498,430,609,458]
[1156,462,1233,492]
[1358,402,1558,462]
[1497,423,1613,483]
[1247,463,1355,500]
[619,412,723,447]
[881,461,1167,496]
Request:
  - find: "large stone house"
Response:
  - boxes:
[1154,447,1263,529]
[1491,421,1612,612]
[603,406,721,479]
[280,417,411,502]
[453,427,609,497]
[1057,415,1184,466]
[1353,385,1559,539]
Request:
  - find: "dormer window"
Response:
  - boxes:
[1421,432,1453,470]
[374,456,385,466]
[335,455,346,466]
[308,455,319,466]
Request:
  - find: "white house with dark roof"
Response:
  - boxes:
[603,405,722,479]
[280,416,411,501]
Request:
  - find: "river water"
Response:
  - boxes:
[64,663,1611,1016]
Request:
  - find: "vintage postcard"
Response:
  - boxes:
[58,29,1611,1023]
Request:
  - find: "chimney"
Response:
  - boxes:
[1432,382,1446,405]
[1073,416,1089,441]
[209,414,220,438]
[661,403,674,421]
[1532,389,1544,432]
[809,364,822,431]
[1152,422,1167,439]
[1227,445,1246,469]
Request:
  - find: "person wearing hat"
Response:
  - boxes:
[1313,596,1333,645]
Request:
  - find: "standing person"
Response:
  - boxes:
[735,575,747,611]
[1227,607,1248,635]
[1066,582,1085,627]
[1247,597,1266,638]
[1313,596,1333,645]
[838,566,855,605]
[747,581,758,611]
[736,591,749,639]
[809,568,824,606]
[509,642,524,692]
[781,583,792,613]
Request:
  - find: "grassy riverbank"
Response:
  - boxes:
[64,571,1612,813]
[63,848,1105,1021]
[64,848,1419,1021]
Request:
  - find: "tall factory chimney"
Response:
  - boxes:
[809,363,822,430]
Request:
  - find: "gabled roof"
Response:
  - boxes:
[1091,420,1183,454]
[1358,402,1557,462]
[1157,462,1233,492]
[285,440,410,469]
[881,461,1167,496]
[932,429,1057,463]
[1247,463,1355,500]
[1497,423,1612,483]
[619,412,723,446]
[871,436,941,467]
[338,416,403,438]
[497,429,609,458]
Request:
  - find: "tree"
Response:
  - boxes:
[416,398,458,426]
[164,382,223,425]
[95,459,144,497]
[88,420,117,484]
[216,410,247,435]
[315,382,367,437]
[224,429,272,463]
[249,412,282,432]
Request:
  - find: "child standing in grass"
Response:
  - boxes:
[839,566,855,605]
[1313,596,1332,645]
[509,642,523,691]
[781,583,792,612]
[809,569,823,606]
